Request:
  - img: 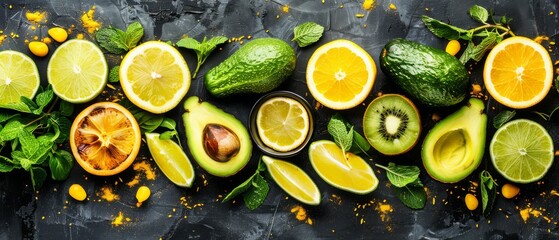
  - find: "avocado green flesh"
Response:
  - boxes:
[204,38,296,97]
[422,98,487,183]
[380,38,469,107]
[182,96,252,177]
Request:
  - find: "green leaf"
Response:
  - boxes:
[421,15,471,41]
[160,118,177,130]
[0,102,31,113]
[124,22,144,49]
[159,130,176,140]
[176,38,202,53]
[222,174,255,202]
[380,162,420,188]
[0,156,19,172]
[257,158,267,172]
[52,115,72,143]
[243,173,270,210]
[350,131,371,154]
[108,66,120,83]
[556,76,559,94]
[59,100,74,117]
[35,89,54,110]
[21,96,38,113]
[96,27,128,54]
[468,5,489,24]
[49,150,74,181]
[31,167,47,190]
[327,115,353,152]
[292,22,324,47]
[393,179,426,209]
[493,110,516,129]
[480,170,497,216]
[18,128,39,158]
[0,120,24,142]
[13,151,32,170]
[206,36,229,51]
[0,112,19,124]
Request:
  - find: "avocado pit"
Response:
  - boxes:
[203,124,240,162]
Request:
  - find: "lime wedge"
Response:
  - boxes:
[262,155,321,205]
[490,119,554,183]
[0,50,40,105]
[146,133,195,187]
[47,39,107,103]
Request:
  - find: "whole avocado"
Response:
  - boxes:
[379,38,469,107]
[204,38,296,97]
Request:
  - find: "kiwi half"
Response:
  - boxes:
[363,94,421,155]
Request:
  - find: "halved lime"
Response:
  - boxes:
[262,155,321,205]
[145,133,195,187]
[0,51,40,105]
[47,39,108,103]
[490,119,554,183]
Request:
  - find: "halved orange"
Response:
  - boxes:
[306,39,376,110]
[483,36,553,109]
[70,102,141,176]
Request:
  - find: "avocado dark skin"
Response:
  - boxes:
[379,38,469,107]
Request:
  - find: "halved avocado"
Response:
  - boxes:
[182,96,252,177]
[421,98,487,183]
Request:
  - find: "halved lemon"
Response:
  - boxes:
[262,155,321,205]
[120,41,191,114]
[306,39,376,110]
[0,50,40,105]
[47,39,108,103]
[308,140,378,194]
[483,36,553,109]
[146,132,195,187]
[256,96,310,152]
[70,102,141,176]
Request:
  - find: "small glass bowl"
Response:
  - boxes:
[249,91,314,158]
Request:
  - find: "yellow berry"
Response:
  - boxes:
[445,40,461,56]
[136,186,151,204]
[48,27,68,43]
[501,183,520,199]
[464,193,478,211]
[29,41,48,57]
[68,184,87,201]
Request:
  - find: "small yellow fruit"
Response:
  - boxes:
[29,41,48,57]
[465,193,478,211]
[48,27,68,43]
[68,184,87,201]
[445,40,460,56]
[136,186,151,204]
[501,183,520,199]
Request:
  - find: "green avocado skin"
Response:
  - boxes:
[204,38,296,97]
[380,38,469,107]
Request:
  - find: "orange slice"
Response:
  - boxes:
[306,39,376,110]
[483,36,553,109]
[70,102,141,176]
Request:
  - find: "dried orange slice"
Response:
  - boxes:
[306,39,376,110]
[70,102,141,176]
[483,36,553,109]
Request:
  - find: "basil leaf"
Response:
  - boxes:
[480,170,497,216]
[383,162,420,188]
[393,179,426,209]
[222,174,255,203]
[243,173,269,210]
[49,150,74,181]
[421,15,470,41]
[108,66,120,83]
[292,22,324,47]
[469,5,489,24]
[31,167,47,190]
[125,22,144,49]
[493,110,516,129]
[327,115,353,152]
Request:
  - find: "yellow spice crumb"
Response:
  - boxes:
[26,11,47,23]
[363,0,375,10]
[77,33,85,39]
[81,6,101,33]
[356,13,365,18]
[389,3,397,10]
[133,161,156,180]
[98,186,120,202]
[112,212,124,226]
[282,5,289,13]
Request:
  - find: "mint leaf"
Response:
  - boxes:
[96,27,128,54]
[205,36,229,52]
[31,167,47,190]
[49,150,74,181]
[459,32,500,64]
[469,5,489,24]
[350,131,370,155]
[176,38,201,53]
[0,102,31,113]
[176,36,228,78]
[108,66,120,83]
[480,170,497,216]
[292,22,324,47]
[378,162,420,188]
[124,22,144,49]
[493,110,516,129]
[34,89,53,111]
[18,128,39,158]
[59,100,74,117]
[421,15,471,41]
[159,130,176,140]
[223,174,255,203]
[0,120,24,142]
[327,115,353,152]
[0,156,18,172]
[393,179,426,209]
[243,173,269,210]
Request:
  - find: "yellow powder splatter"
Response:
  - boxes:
[356,13,365,18]
[520,208,542,223]
[98,186,120,202]
[76,33,85,39]
[389,3,397,10]
[25,11,47,23]
[0,34,6,45]
[376,202,393,222]
[551,189,559,196]
[290,205,313,224]
[534,35,549,44]
[112,211,125,227]
[363,0,375,10]
[127,176,140,187]
[133,161,156,180]
[81,6,101,33]
[282,5,289,13]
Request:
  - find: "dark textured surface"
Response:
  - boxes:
[1,0,559,239]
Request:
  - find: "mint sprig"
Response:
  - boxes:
[223,160,269,210]
[376,162,427,209]
[96,22,144,54]
[176,36,228,78]
[292,22,324,47]
[327,113,371,157]
[480,170,497,216]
